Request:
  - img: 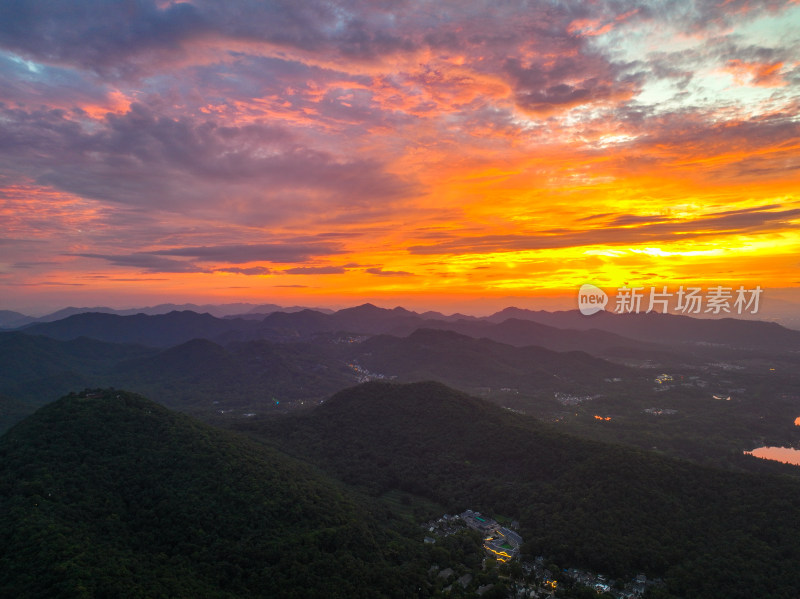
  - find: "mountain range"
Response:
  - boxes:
[15,303,800,356]
[0,302,335,329]
[3,303,800,461]
[0,323,632,433]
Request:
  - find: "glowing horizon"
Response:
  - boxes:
[1,1,799,314]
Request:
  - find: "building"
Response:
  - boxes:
[460,509,524,562]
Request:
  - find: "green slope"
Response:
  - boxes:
[0,333,357,433]
[0,389,429,598]
[0,332,151,391]
[115,338,354,410]
[242,381,800,599]
[0,332,155,431]
[350,328,631,393]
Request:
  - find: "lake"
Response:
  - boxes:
[745,446,800,466]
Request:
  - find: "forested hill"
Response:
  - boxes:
[0,390,429,598]
[5,383,800,597]
[20,311,254,347]
[244,381,800,599]
[354,328,630,391]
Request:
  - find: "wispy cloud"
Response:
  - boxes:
[215,266,272,275]
[283,266,346,275]
[409,206,800,255]
[365,267,414,276]
[74,253,206,273]
[151,243,342,263]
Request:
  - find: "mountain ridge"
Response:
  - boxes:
[486,308,800,349]
[14,303,799,355]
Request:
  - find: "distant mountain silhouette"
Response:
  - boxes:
[259,303,480,337]
[26,305,123,323]
[243,303,335,316]
[260,303,426,336]
[3,302,335,328]
[18,302,796,355]
[0,310,35,329]
[486,308,800,350]
[426,318,660,355]
[21,311,253,347]
[257,303,660,356]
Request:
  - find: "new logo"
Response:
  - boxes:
[578,283,608,315]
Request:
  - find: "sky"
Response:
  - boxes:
[1,0,799,315]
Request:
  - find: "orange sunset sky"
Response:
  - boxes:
[1,0,799,314]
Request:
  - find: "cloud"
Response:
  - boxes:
[409,206,800,255]
[109,278,169,282]
[0,51,122,111]
[0,103,420,222]
[74,253,205,273]
[1,0,799,301]
[503,54,641,115]
[725,59,786,87]
[283,266,346,275]
[0,0,208,76]
[0,237,45,244]
[365,267,414,276]
[152,243,342,263]
[11,281,85,286]
[12,261,60,269]
[0,0,654,122]
[215,266,272,275]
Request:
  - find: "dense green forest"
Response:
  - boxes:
[351,328,631,393]
[4,383,800,597]
[0,389,439,598]
[240,381,800,599]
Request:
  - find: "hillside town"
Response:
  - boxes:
[423,510,659,598]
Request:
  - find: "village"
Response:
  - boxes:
[422,510,658,598]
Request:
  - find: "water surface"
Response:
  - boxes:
[745,446,800,466]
